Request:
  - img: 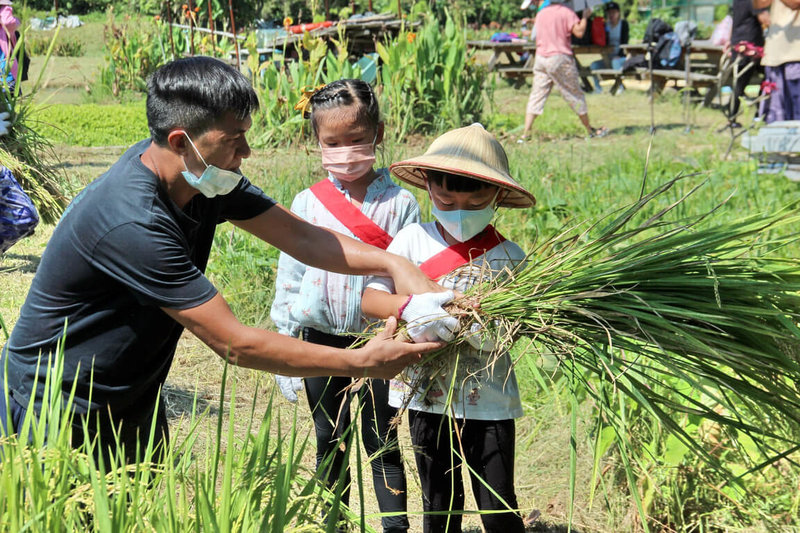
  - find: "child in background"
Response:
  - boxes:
[362,124,535,533]
[270,79,423,533]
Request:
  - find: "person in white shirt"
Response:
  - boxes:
[362,124,535,533]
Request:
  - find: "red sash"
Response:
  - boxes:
[419,225,507,280]
[309,179,393,250]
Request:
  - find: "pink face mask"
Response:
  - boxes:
[320,140,377,182]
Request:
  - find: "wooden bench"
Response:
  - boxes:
[604,41,727,106]
[592,68,630,94]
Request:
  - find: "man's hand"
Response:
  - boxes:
[355,316,444,379]
[583,6,593,18]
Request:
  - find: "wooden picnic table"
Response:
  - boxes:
[466,40,612,91]
[232,14,417,65]
[598,41,726,104]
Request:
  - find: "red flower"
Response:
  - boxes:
[761,80,778,95]
[732,41,764,59]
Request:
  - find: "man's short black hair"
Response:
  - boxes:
[146,56,260,146]
[426,169,495,193]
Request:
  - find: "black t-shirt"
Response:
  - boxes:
[3,139,275,420]
[731,0,765,47]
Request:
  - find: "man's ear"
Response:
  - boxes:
[166,130,189,156]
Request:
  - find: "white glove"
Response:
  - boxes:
[465,322,497,352]
[0,111,11,137]
[0,111,10,138]
[275,375,304,403]
[400,290,459,343]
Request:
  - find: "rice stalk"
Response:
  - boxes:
[407,176,800,470]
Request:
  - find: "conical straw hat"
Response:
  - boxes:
[389,124,535,208]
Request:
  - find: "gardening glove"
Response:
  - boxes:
[274,374,304,403]
[400,290,459,343]
[0,111,10,137]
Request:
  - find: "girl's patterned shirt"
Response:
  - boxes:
[270,169,420,338]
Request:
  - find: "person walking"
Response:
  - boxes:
[518,0,607,142]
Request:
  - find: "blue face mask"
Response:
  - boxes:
[181,132,242,198]
[429,187,500,242]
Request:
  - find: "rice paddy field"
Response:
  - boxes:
[2,15,800,532]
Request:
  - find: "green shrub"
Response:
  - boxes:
[36,101,148,146]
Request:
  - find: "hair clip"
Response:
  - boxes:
[294,84,326,118]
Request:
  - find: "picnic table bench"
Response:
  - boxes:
[594,41,726,104]
[466,40,612,91]
[231,14,417,66]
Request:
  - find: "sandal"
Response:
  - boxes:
[516,134,529,144]
[588,126,609,138]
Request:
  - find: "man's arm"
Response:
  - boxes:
[753,0,771,10]
[231,205,443,295]
[163,293,441,379]
[572,8,591,38]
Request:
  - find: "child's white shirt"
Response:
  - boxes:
[366,222,526,420]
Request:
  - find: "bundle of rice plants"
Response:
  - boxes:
[405,176,800,470]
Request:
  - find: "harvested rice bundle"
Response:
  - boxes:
[405,177,800,456]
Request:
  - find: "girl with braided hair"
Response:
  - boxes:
[270,79,421,532]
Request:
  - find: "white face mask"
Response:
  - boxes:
[181,132,242,198]
[428,185,500,242]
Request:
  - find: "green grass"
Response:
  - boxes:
[35,101,148,146]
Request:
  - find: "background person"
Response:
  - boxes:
[589,1,629,93]
[518,0,607,142]
[726,0,768,126]
[753,0,800,123]
[271,79,419,533]
[0,0,19,90]
[0,57,444,465]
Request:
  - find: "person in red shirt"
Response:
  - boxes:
[518,0,607,141]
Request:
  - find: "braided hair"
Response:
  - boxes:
[308,79,380,138]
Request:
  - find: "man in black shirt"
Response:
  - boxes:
[0,57,444,462]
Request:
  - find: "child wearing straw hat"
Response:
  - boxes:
[362,123,534,533]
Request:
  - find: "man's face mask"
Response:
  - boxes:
[181,132,242,198]
[428,184,500,242]
[319,134,377,182]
